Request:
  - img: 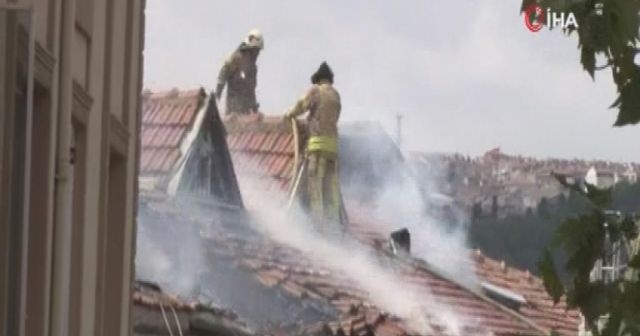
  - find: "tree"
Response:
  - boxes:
[469,182,640,277]
[521,0,640,126]
[491,195,499,218]
[518,2,640,333]
[538,197,551,218]
[471,202,483,222]
[538,176,640,336]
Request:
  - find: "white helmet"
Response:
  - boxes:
[243,29,264,50]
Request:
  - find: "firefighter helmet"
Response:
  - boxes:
[243,29,264,50]
[311,62,334,84]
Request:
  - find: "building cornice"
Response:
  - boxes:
[72,81,93,125]
[110,115,130,157]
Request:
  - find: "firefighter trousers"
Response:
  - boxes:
[306,150,339,230]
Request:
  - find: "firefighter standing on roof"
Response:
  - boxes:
[285,62,341,228]
[215,29,263,115]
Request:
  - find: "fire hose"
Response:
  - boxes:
[290,117,301,182]
[288,118,305,208]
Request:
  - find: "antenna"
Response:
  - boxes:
[396,113,403,149]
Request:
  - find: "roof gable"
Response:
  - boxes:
[139,88,243,206]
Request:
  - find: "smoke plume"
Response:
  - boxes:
[238,176,472,335]
[135,198,210,297]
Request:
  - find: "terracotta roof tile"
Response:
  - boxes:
[140,88,207,175]
[132,279,255,335]
[224,114,298,191]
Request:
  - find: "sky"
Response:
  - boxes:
[144,0,640,162]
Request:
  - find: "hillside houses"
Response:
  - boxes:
[410,148,640,217]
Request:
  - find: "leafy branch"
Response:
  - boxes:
[538,174,640,336]
[521,0,640,126]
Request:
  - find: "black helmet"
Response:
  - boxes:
[311,62,334,84]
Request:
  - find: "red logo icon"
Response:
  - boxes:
[524,4,546,32]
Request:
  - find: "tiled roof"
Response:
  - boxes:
[223,116,580,336]
[133,280,254,336]
[225,113,301,191]
[140,88,207,175]
[472,252,579,336]
[207,230,541,336]
[345,204,579,336]
[140,193,538,335]
[139,188,577,336]
[133,280,202,312]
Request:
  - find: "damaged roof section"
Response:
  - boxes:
[206,229,542,336]
[133,280,254,336]
[139,195,339,334]
[142,195,522,336]
[140,88,242,206]
[142,192,569,335]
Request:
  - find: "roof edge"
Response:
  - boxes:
[167,91,212,195]
[406,256,548,335]
[142,86,206,101]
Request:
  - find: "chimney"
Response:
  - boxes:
[389,228,410,255]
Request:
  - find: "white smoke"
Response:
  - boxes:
[339,124,479,288]
[135,224,173,281]
[238,176,473,335]
[371,169,479,288]
[135,198,209,297]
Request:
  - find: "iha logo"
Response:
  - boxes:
[523,4,579,32]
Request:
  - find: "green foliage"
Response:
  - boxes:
[539,249,565,303]
[470,181,640,280]
[537,177,640,336]
[470,188,593,278]
[521,0,640,126]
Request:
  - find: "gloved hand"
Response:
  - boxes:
[282,112,293,122]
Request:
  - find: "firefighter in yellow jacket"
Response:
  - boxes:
[285,62,341,228]
[215,29,263,115]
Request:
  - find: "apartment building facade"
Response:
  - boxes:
[0,0,145,335]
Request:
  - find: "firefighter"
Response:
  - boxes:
[285,62,341,229]
[215,29,263,115]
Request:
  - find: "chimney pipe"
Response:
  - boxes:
[389,228,410,255]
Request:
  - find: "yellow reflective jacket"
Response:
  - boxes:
[287,82,341,142]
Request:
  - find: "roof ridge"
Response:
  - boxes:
[143,87,206,100]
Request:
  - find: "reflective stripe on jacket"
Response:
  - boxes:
[307,136,338,153]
